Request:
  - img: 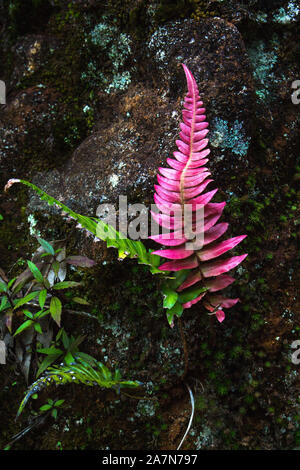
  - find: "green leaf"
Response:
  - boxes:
[161,284,178,309]
[64,351,75,365]
[35,308,50,320]
[40,404,52,411]
[14,320,34,336]
[36,353,61,377]
[37,347,63,355]
[38,289,47,309]
[166,301,183,326]
[0,296,9,312]
[50,296,62,326]
[34,323,43,334]
[72,297,90,305]
[13,291,40,309]
[52,260,60,277]
[167,270,189,290]
[27,261,44,284]
[52,408,58,419]
[54,399,65,407]
[37,237,55,255]
[0,281,7,293]
[178,286,208,304]
[53,281,81,290]
[7,277,17,289]
[23,309,34,319]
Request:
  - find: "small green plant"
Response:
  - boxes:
[0,237,96,335]
[38,398,65,420]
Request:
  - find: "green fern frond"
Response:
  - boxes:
[5,179,162,274]
[16,356,141,419]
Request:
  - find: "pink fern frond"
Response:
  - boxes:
[150,64,247,321]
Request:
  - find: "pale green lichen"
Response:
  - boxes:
[81,17,132,94]
[273,1,299,24]
[27,214,41,236]
[247,38,284,102]
[210,118,250,157]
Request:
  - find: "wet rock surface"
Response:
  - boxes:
[27,18,254,215]
[0,0,299,451]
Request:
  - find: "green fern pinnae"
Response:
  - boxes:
[5,179,162,274]
[16,357,141,419]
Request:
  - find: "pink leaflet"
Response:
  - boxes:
[204,275,235,292]
[159,167,210,180]
[202,222,229,245]
[182,292,207,309]
[154,185,180,203]
[180,121,208,135]
[183,179,213,199]
[197,235,247,261]
[216,310,225,322]
[158,256,199,272]
[150,210,184,231]
[201,254,248,278]
[152,244,194,260]
[177,270,203,291]
[167,158,208,170]
[207,295,240,309]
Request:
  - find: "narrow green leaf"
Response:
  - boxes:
[52,260,60,277]
[0,296,9,312]
[53,281,81,290]
[54,399,65,407]
[14,291,40,309]
[27,261,44,283]
[50,296,62,326]
[64,351,75,365]
[37,347,63,355]
[34,323,43,334]
[23,310,34,319]
[0,281,7,293]
[39,289,47,309]
[37,237,55,255]
[14,320,33,336]
[72,297,90,305]
[36,354,61,377]
[7,277,17,289]
[40,404,52,411]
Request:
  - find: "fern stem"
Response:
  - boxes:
[178,318,189,379]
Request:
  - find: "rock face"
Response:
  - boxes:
[0,0,299,451]
[28,18,254,220]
